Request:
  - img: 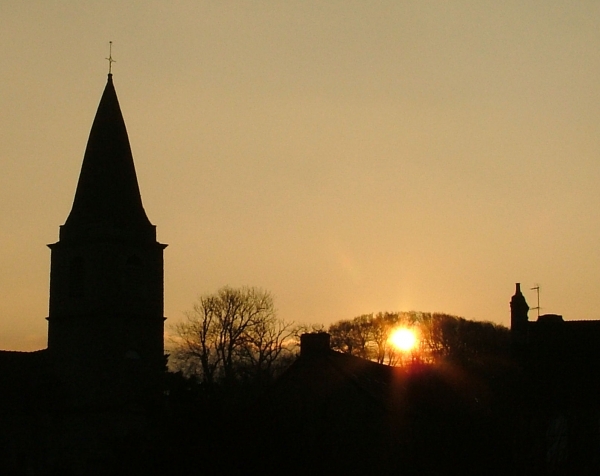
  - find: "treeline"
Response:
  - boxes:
[328,311,510,367]
[169,287,510,390]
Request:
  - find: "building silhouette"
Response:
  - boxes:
[510,283,600,474]
[47,72,166,408]
[510,282,600,404]
[0,73,166,474]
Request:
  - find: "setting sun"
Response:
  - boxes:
[389,328,417,352]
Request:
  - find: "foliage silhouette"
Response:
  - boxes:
[169,286,296,389]
[327,311,510,366]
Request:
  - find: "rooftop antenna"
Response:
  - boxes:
[106,41,115,74]
[530,284,540,319]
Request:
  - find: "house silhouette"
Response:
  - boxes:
[238,332,511,475]
[511,283,600,474]
[510,282,600,407]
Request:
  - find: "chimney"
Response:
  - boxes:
[511,282,529,329]
[300,333,331,357]
[510,282,529,359]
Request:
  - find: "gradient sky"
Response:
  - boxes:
[1,1,600,350]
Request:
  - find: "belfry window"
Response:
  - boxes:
[69,257,85,298]
[123,255,146,298]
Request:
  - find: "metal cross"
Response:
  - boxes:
[106,41,116,74]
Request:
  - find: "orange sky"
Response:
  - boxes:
[1,1,600,350]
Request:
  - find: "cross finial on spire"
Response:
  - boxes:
[106,41,115,74]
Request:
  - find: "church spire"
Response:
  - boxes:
[61,74,155,242]
[47,71,165,409]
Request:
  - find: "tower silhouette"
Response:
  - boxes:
[46,74,166,406]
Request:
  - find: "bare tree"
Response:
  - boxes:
[237,312,296,384]
[170,286,295,386]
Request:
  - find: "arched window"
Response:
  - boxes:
[123,255,146,299]
[68,257,85,298]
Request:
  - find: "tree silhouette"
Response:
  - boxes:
[170,286,295,387]
[328,311,509,366]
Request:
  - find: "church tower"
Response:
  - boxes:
[47,74,166,406]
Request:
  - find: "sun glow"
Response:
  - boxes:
[389,328,417,352]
